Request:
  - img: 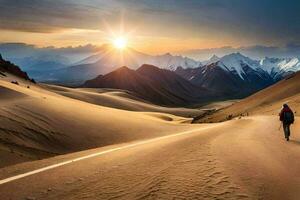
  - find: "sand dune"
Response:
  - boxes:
[42,84,205,118]
[212,116,300,200]
[0,72,201,168]
[0,86,28,101]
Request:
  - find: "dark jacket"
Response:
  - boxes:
[279,107,294,124]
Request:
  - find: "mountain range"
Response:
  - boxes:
[20,46,300,87]
[260,57,300,81]
[1,44,300,105]
[29,44,201,84]
[176,53,275,97]
[83,52,300,102]
[82,64,215,106]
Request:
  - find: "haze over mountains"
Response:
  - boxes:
[21,44,201,84]
[1,43,300,89]
[0,43,95,71]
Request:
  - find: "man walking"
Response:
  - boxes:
[279,104,295,141]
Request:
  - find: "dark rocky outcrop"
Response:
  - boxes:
[0,54,35,83]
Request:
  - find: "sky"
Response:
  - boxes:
[1,0,300,55]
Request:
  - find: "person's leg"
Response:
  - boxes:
[283,124,289,140]
[288,125,291,137]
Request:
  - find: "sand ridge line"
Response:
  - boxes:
[0,124,220,186]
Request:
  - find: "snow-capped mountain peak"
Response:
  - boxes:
[260,57,300,80]
[210,54,220,61]
[202,54,220,65]
[218,52,261,79]
[280,58,300,71]
[149,53,202,71]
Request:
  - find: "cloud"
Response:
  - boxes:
[177,44,300,60]
[0,0,111,32]
[0,42,99,60]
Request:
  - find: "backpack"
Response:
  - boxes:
[283,111,294,124]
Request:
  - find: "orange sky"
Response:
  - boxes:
[0,28,262,55]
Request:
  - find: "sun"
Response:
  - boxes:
[113,37,127,49]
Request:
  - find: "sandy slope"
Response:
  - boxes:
[2,70,300,199]
[196,72,300,123]
[1,116,300,199]
[0,73,199,168]
[212,116,300,200]
[42,84,205,118]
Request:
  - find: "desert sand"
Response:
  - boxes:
[0,72,206,168]
[2,71,300,199]
[1,116,300,199]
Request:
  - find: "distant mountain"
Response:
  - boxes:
[136,64,208,99]
[0,43,98,82]
[82,64,215,106]
[176,53,274,97]
[217,53,265,79]
[76,44,202,70]
[0,43,96,67]
[40,44,202,85]
[75,44,149,68]
[260,57,300,81]
[12,54,70,70]
[175,53,300,99]
[39,45,148,84]
[146,53,202,71]
[0,54,33,82]
[202,55,220,65]
[3,42,300,101]
[174,66,203,81]
[1,54,71,82]
[12,54,72,82]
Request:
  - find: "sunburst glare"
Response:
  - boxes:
[113,37,127,49]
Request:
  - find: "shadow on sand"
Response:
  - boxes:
[289,140,300,145]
